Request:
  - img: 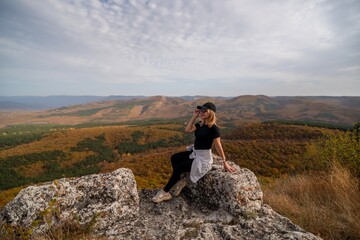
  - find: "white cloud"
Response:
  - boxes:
[0,0,359,96]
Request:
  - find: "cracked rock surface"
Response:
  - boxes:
[128,188,321,240]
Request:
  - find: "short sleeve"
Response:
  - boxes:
[212,125,220,139]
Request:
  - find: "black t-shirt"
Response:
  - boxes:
[194,122,220,150]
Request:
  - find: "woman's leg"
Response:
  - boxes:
[163,151,193,192]
[170,151,189,168]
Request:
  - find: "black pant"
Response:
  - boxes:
[163,151,193,192]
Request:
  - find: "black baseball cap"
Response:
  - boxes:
[197,102,216,112]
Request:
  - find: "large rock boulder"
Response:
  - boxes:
[185,163,263,217]
[0,168,139,238]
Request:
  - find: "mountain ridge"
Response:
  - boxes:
[0,95,359,128]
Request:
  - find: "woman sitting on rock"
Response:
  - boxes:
[152,102,236,203]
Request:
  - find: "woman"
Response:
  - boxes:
[152,102,236,203]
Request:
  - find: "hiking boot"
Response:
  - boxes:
[173,178,187,197]
[152,189,172,203]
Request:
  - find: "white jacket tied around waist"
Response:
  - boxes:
[186,144,213,183]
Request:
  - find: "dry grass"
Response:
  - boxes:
[0,187,24,209]
[0,217,107,240]
[263,162,360,240]
[32,221,105,240]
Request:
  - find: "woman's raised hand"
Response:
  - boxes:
[193,109,200,117]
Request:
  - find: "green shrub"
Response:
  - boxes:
[305,126,360,177]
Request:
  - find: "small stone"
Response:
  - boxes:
[152,205,162,215]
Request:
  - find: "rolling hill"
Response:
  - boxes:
[0,95,147,110]
[0,95,359,128]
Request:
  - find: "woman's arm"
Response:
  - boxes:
[214,137,236,173]
[185,109,200,132]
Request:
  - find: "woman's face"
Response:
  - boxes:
[199,109,210,119]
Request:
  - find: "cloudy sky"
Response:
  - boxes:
[0,0,359,97]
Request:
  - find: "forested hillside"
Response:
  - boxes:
[1,121,353,204]
[0,123,191,190]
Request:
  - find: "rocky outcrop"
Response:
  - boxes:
[0,168,139,237]
[0,162,322,240]
[134,190,320,240]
